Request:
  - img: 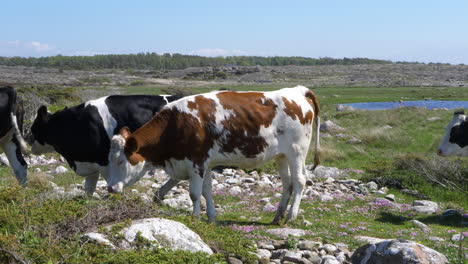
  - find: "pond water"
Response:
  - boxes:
[341,100,468,110]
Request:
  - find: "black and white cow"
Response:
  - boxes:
[30,94,182,194]
[0,86,28,186]
[437,110,468,157]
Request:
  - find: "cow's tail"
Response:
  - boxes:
[305,89,320,170]
[9,89,28,154]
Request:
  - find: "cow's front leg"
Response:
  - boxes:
[154,178,179,203]
[84,172,100,195]
[189,172,203,219]
[2,137,27,187]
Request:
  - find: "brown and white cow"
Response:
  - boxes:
[108,86,320,224]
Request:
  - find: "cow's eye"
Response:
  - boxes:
[117,160,123,166]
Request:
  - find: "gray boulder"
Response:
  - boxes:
[412,200,439,214]
[320,120,345,133]
[351,239,448,264]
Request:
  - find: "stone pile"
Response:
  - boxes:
[38,165,456,263]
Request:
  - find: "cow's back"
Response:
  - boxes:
[105,95,182,134]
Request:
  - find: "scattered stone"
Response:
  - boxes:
[366,181,378,191]
[320,120,345,133]
[319,194,333,202]
[346,137,362,144]
[351,239,448,264]
[229,186,243,195]
[308,165,347,179]
[427,117,442,122]
[266,228,308,239]
[321,255,340,264]
[298,240,322,251]
[336,104,355,112]
[321,244,337,254]
[227,257,243,264]
[263,203,277,212]
[451,234,464,242]
[81,232,116,249]
[283,251,303,263]
[428,236,445,242]
[256,248,272,259]
[412,200,439,214]
[384,194,395,202]
[410,220,431,232]
[54,166,68,174]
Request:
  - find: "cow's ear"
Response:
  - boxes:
[120,126,131,140]
[37,105,48,121]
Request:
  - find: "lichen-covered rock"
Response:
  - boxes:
[351,239,448,264]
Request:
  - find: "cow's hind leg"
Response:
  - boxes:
[154,178,179,203]
[202,171,216,223]
[272,155,291,225]
[286,154,307,223]
[189,170,204,219]
[84,172,100,195]
[3,136,27,187]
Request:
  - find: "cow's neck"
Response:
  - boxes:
[131,109,171,165]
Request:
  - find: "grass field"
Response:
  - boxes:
[1,84,466,263]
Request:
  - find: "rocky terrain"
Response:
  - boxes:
[1,63,468,87]
[1,151,465,263]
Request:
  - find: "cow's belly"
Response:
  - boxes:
[73,161,107,177]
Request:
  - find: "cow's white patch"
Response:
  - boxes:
[161,95,170,104]
[0,129,27,186]
[85,96,118,139]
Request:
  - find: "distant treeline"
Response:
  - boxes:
[0,53,392,70]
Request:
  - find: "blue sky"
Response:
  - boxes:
[1,0,467,64]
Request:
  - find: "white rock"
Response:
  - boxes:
[54,166,68,174]
[229,186,242,195]
[266,228,308,239]
[103,218,212,254]
[319,194,333,202]
[385,194,396,202]
[82,232,115,249]
[162,193,192,211]
[322,244,338,253]
[255,248,272,259]
[451,234,464,241]
[262,203,276,212]
[410,220,430,231]
[321,255,340,264]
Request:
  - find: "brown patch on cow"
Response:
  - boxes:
[282,97,313,125]
[187,95,217,123]
[216,92,277,158]
[125,102,217,170]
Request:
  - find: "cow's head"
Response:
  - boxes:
[437,110,468,157]
[107,127,147,193]
[30,105,55,154]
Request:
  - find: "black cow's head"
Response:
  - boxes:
[30,105,54,154]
